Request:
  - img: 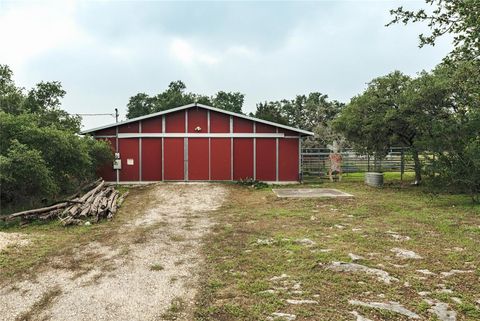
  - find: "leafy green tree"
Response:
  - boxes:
[388,0,480,60]
[126,81,245,119]
[251,101,289,125]
[212,91,244,113]
[126,93,155,119]
[388,1,480,199]
[421,61,480,201]
[0,65,25,115]
[334,71,432,182]
[0,65,113,208]
[0,140,58,205]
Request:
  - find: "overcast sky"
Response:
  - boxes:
[0,0,452,130]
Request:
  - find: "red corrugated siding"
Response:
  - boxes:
[210,111,230,133]
[119,123,139,133]
[164,138,184,180]
[188,109,208,133]
[141,138,162,181]
[165,110,185,133]
[97,137,116,181]
[278,128,299,136]
[142,117,162,133]
[256,138,276,181]
[90,106,302,182]
[233,118,253,133]
[211,138,230,180]
[279,138,299,181]
[256,122,276,133]
[95,128,116,136]
[233,138,253,179]
[119,138,139,181]
[188,138,209,180]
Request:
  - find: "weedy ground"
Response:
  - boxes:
[1,175,479,321]
[195,173,480,320]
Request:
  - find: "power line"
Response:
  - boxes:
[71,108,119,122]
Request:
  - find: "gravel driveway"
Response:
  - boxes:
[0,183,227,321]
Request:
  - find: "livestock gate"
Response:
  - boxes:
[300,147,416,181]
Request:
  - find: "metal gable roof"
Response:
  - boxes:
[80,103,314,136]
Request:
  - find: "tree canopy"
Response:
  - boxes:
[388,0,480,60]
[251,93,344,147]
[126,81,245,118]
[0,65,112,209]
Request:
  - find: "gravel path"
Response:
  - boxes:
[0,183,227,321]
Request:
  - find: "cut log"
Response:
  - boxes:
[67,181,105,216]
[3,202,69,221]
[3,179,127,226]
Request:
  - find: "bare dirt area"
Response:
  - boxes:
[0,232,30,252]
[0,183,227,321]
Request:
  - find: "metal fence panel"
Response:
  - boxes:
[301,147,416,178]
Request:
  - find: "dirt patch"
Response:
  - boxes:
[0,232,30,252]
[0,183,227,321]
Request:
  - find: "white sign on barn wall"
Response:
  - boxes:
[127,158,134,165]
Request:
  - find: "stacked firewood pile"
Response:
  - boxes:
[2,179,128,226]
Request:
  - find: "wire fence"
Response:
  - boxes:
[301,147,418,180]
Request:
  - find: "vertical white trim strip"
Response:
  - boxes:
[162,115,165,181]
[230,115,233,181]
[207,110,211,180]
[139,121,142,182]
[184,138,188,181]
[116,126,119,184]
[184,110,188,181]
[298,137,302,181]
[276,128,279,182]
[253,122,256,180]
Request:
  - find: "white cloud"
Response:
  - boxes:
[0,1,88,74]
[169,38,219,65]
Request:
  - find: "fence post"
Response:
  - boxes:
[400,148,404,181]
[367,155,370,172]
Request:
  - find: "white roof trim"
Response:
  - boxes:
[80,103,314,136]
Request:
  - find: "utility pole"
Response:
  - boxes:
[115,108,119,123]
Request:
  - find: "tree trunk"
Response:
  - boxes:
[412,149,422,185]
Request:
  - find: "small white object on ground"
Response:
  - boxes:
[348,253,365,261]
[440,269,474,277]
[286,299,318,305]
[387,231,411,241]
[416,269,436,275]
[259,289,278,294]
[418,291,431,296]
[349,300,420,319]
[270,274,289,281]
[268,312,297,321]
[257,238,274,245]
[350,310,373,321]
[451,297,462,304]
[325,262,398,284]
[425,300,457,321]
[390,248,423,259]
[294,238,316,246]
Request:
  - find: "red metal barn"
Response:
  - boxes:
[81,103,314,183]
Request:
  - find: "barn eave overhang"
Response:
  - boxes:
[80,103,314,136]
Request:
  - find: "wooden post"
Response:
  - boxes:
[400,148,405,181]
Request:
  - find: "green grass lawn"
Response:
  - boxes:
[195,178,480,320]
